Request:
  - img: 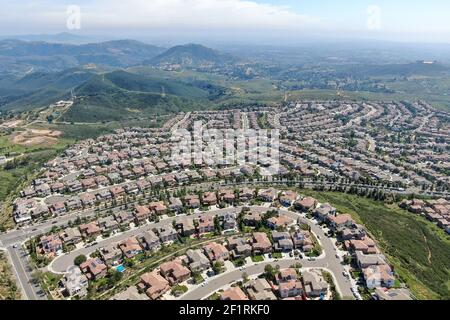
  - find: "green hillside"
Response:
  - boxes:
[103,70,210,99]
[62,92,202,123]
[300,190,450,300]
[58,70,226,122]
[150,43,235,67]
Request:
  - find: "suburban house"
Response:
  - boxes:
[157,226,178,244]
[219,189,235,203]
[279,191,298,207]
[184,194,201,209]
[59,227,82,246]
[134,205,151,223]
[119,237,143,259]
[50,182,65,193]
[138,271,170,300]
[355,251,388,269]
[50,202,67,216]
[67,180,82,193]
[186,249,211,272]
[79,221,101,238]
[40,234,63,256]
[175,217,196,237]
[66,196,82,210]
[362,264,395,289]
[239,188,255,202]
[80,258,107,280]
[159,260,191,285]
[196,214,215,234]
[327,214,355,232]
[218,211,237,230]
[313,203,337,222]
[245,278,277,300]
[302,270,328,297]
[136,179,151,192]
[80,193,96,207]
[96,188,112,201]
[169,197,183,213]
[252,232,272,254]
[61,265,89,298]
[243,210,263,226]
[98,215,119,232]
[100,243,123,266]
[345,237,378,254]
[272,231,294,252]
[115,211,134,225]
[110,186,125,199]
[202,192,218,206]
[291,229,314,252]
[149,201,167,215]
[137,230,161,251]
[267,214,295,230]
[294,197,317,212]
[81,178,97,190]
[227,237,252,259]
[203,242,230,262]
[220,287,249,300]
[276,268,302,299]
[339,227,366,241]
[258,188,278,202]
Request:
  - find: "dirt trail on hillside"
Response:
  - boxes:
[423,234,432,264]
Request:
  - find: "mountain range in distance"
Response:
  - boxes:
[0,65,230,118]
[0,32,100,44]
[2,36,450,121]
[0,39,242,121]
[0,39,238,77]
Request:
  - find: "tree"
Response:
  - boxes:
[264,264,276,281]
[214,216,222,235]
[212,261,224,274]
[74,254,87,266]
[107,269,123,286]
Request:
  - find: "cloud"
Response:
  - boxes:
[1,0,322,33]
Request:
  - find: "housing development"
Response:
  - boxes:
[1,100,448,301]
[1,1,450,306]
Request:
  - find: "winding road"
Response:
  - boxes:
[178,207,354,300]
[47,205,354,299]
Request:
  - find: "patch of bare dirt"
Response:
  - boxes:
[11,129,62,146]
[0,120,23,128]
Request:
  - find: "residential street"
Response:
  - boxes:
[0,179,439,300]
[178,207,354,299]
[49,207,240,273]
[179,260,347,300]
[48,205,354,299]
[7,246,47,300]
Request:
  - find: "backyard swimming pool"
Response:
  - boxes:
[116,264,125,273]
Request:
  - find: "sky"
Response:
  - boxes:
[1,0,450,45]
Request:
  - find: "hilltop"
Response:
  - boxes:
[149,43,236,68]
